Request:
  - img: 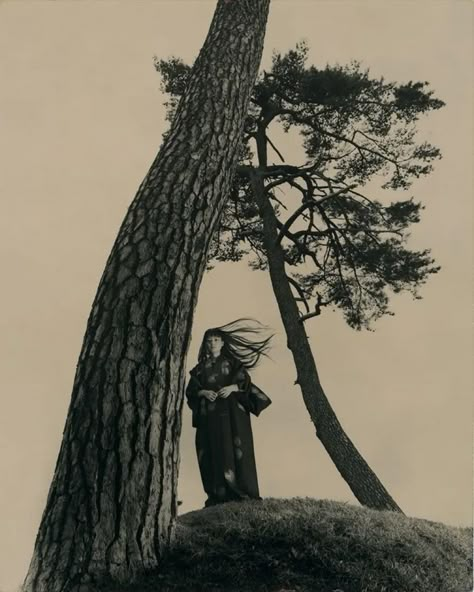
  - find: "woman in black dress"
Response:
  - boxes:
[185,319,273,507]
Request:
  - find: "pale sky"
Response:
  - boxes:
[0,1,472,591]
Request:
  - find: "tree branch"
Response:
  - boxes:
[276,185,356,244]
[298,293,330,323]
[266,133,286,162]
[287,276,310,313]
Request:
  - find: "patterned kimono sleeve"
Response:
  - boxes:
[233,362,272,417]
[185,369,202,428]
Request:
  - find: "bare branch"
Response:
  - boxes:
[265,173,306,193]
[267,191,288,211]
[276,185,356,244]
[276,202,314,244]
[315,183,357,205]
[287,276,310,313]
[298,293,330,323]
[266,134,286,162]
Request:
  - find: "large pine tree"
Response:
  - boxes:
[156,42,444,512]
[23,2,271,591]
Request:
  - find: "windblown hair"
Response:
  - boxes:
[197,318,274,369]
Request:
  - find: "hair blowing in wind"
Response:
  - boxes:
[198,318,274,369]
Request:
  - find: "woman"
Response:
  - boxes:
[185,318,273,507]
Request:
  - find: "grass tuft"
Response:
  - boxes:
[101,497,472,592]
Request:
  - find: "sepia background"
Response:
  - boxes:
[0,1,472,590]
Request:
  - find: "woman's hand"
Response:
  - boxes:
[217,384,239,399]
[198,389,218,401]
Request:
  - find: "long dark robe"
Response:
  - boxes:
[185,354,272,506]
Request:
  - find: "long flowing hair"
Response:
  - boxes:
[197,318,274,369]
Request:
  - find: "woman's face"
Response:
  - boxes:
[206,334,224,357]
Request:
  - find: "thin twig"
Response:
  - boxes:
[266,134,286,163]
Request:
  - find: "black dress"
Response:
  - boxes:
[185,354,272,506]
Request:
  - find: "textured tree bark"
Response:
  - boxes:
[23,2,271,591]
[251,170,403,513]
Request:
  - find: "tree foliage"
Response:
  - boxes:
[154,42,443,329]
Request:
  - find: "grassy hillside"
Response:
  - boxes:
[103,497,472,592]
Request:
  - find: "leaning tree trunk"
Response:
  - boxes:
[251,171,402,513]
[23,3,271,591]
